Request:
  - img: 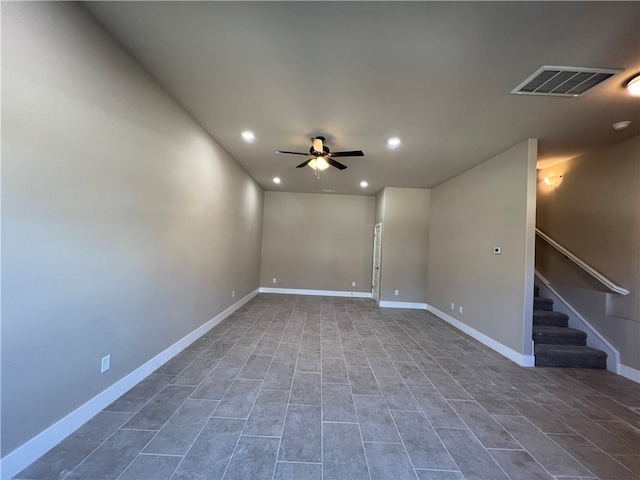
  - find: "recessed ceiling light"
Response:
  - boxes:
[273,177,281,184]
[627,74,640,96]
[612,121,631,131]
[360,181,368,188]
[387,137,401,148]
[241,131,255,142]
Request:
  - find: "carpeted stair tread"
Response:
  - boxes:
[533,310,569,328]
[535,344,607,369]
[533,325,587,346]
[531,284,605,370]
[534,296,554,311]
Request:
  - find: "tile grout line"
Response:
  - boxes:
[270,295,303,480]
[363,311,440,480]
[175,295,281,480]
[343,301,373,480]
[168,304,263,480]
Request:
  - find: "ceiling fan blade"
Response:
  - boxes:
[296,159,312,168]
[330,150,364,157]
[312,137,324,154]
[327,158,347,170]
[276,150,309,156]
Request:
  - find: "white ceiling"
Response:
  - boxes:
[83,1,640,196]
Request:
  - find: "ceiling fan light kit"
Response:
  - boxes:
[308,157,330,171]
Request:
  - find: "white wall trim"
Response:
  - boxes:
[0,289,259,480]
[378,300,428,309]
[521,138,538,357]
[534,271,622,375]
[259,287,372,298]
[618,363,640,383]
[426,304,536,367]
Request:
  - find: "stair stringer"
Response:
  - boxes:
[535,271,619,372]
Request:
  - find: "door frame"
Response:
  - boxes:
[372,222,382,303]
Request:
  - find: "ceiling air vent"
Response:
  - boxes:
[512,66,623,97]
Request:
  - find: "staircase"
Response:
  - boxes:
[533,285,607,369]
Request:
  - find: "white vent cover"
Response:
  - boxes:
[512,66,623,97]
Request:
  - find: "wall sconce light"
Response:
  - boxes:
[627,74,640,96]
[544,175,562,186]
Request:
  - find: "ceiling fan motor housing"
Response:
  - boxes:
[309,145,330,156]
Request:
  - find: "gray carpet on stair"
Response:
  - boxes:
[532,287,606,369]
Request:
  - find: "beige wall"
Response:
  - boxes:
[376,188,430,303]
[260,192,375,292]
[427,140,537,356]
[536,135,640,369]
[1,2,263,456]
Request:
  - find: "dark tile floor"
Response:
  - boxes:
[15,295,640,480]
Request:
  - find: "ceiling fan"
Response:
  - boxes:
[276,136,364,177]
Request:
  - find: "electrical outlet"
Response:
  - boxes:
[451,302,455,310]
[272,277,277,284]
[394,289,399,296]
[459,306,463,314]
[101,355,110,373]
[232,290,235,298]
[352,281,356,287]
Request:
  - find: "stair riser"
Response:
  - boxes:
[533,332,586,346]
[534,298,553,311]
[533,315,568,328]
[535,355,606,369]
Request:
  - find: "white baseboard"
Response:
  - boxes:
[425,304,535,367]
[618,363,640,383]
[0,289,259,480]
[259,287,372,298]
[378,300,428,309]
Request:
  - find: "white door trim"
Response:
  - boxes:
[372,222,382,303]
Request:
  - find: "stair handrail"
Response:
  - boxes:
[535,228,629,295]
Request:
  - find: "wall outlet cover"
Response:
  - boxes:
[101,355,110,373]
